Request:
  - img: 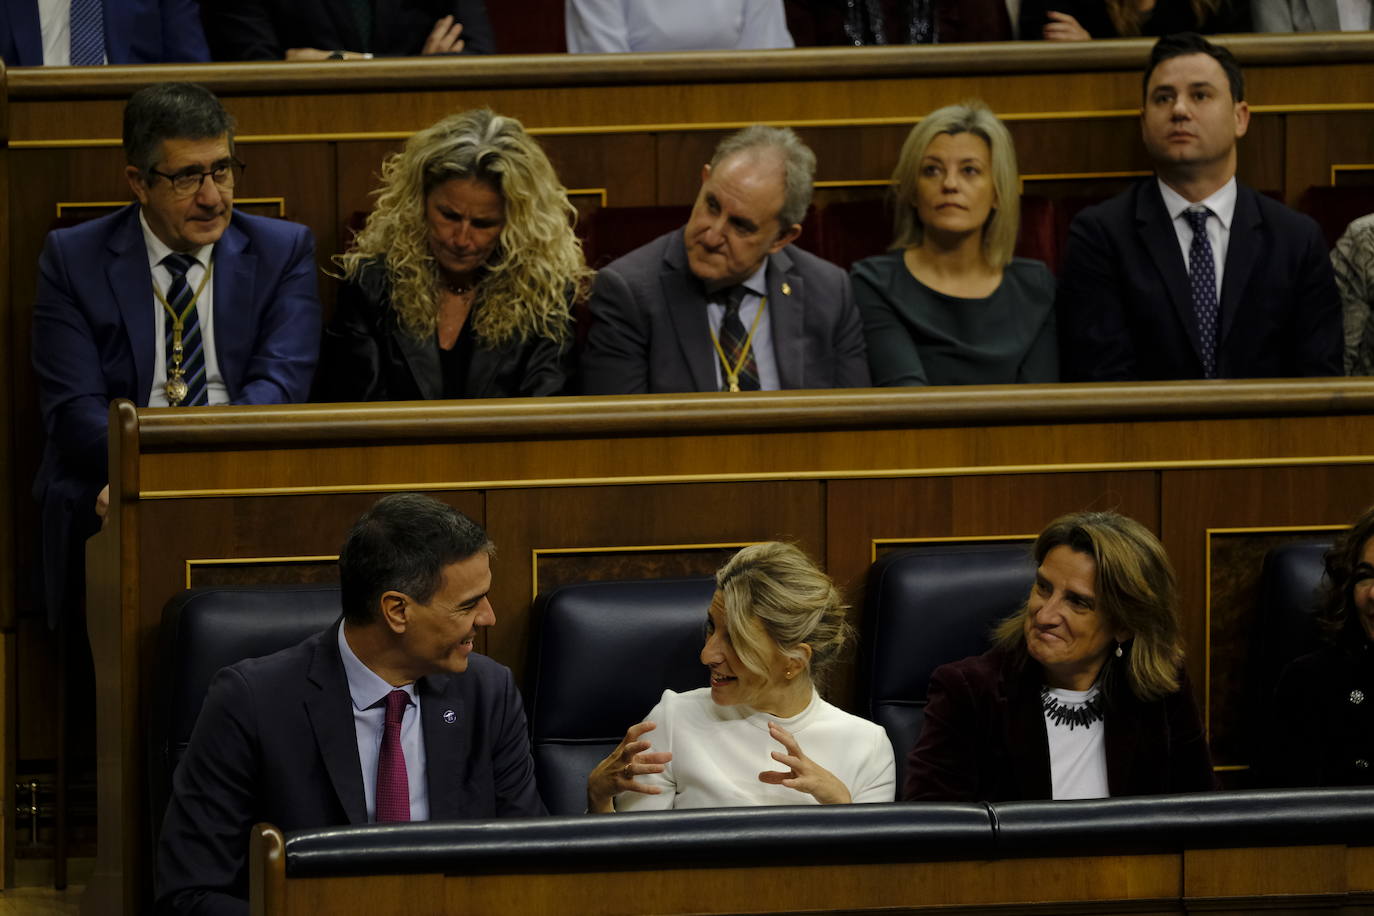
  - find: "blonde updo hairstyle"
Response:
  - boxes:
[715,542,853,695]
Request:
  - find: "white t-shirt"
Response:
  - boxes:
[615,687,895,810]
[1043,684,1109,800]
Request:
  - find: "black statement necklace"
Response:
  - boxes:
[1040,686,1104,730]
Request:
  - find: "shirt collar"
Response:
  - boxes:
[337,622,418,712]
[1157,176,1237,231]
[138,209,214,270]
[739,258,769,299]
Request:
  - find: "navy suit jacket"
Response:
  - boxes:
[31,204,321,622]
[0,0,208,65]
[580,228,871,394]
[1055,179,1341,381]
[155,624,546,915]
[904,647,1216,802]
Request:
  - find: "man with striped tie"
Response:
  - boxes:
[31,82,321,625]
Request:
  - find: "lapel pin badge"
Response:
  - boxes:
[442,709,457,724]
[781,282,792,296]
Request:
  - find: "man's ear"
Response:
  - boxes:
[126,165,150,206]
[767,222,802,255]
[379,591,409,635]
[1233,99,1250,140]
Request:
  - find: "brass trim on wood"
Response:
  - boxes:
[56,196,287,217]
[530,542,754,601]
[869,533,1036,565]
[1331,164,1374,185]
[138,455,1374,501]
[184,555,339,589]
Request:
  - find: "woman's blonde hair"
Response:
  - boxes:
[992,511,1185,700]
[715,542,853,695]
[889,101,1020,268]
[335,108,593,347]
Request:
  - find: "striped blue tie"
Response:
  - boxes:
[163,253,208,407]
[69,0,106,66]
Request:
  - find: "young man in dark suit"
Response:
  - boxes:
[1056,33,1340,382]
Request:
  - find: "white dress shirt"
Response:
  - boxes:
[1338,0,1372,29]
[566,0,794,53]
[140,211,229,406]
[1159,176,1238,303]
[338,623,429,822]
[38,0,109,65]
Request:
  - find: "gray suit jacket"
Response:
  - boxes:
[1252,0,1340,30]
[580,228,870,394]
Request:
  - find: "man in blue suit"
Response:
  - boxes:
[0,0,209,65]
[31,82,321,623]
[155,494,546,915]
[1056,33,1341,381]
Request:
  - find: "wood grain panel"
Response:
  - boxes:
[485,482,823,682]
[1161,467,1374,771]
[1184,846,1346,900]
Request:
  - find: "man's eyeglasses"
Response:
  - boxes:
[146,159,246,198]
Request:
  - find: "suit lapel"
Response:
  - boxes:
[419,673,468,820]
[304,628,368,825]
[108,206,158,405]
[1218,185,1261,351]
[766,248,805,389]
[211,220,254,400]
[4,0,44,65]
[396,327,444,400]
[1308,0,1342,29]
[662,234,717,392]
[1136,182,1207,369]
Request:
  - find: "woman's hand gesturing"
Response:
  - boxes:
[758,721,851,804]
[586,721,672,813]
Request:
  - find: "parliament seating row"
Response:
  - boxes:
[154,539,1334,836]
[253,787,1374,916]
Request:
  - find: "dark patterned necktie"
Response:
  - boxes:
[375,689,411,823]
[69,0,106,65]
[162,253,208,407]
[1185,208,1219,379]
[715,285,759,392]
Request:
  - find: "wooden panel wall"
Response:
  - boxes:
[74,382,1374,913]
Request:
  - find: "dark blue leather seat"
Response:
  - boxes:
[526,577,716,814]
[151,586,342,850]
[862,544,1036,789]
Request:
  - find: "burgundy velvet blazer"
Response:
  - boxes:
[904,647,1215,802]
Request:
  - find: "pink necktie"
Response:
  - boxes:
[375,689,410,822]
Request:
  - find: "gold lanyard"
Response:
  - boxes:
[708,295,767,392]
[153,259,213,406]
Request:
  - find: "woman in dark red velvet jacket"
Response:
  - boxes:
[904,511,1216,802]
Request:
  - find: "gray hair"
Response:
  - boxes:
[710,125,816,230]
[123,82,236,173]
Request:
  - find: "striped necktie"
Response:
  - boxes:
[69,0,106,66]
[162,253,208,407]
[715,285,759,391]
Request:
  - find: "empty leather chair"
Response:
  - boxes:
[862,543,1036,789]
[150,586,343,844]
[526,577,716,814]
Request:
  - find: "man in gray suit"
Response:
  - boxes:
[580,125,870,394]
[1251,0,1356,31]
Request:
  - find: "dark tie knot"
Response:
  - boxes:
[162,252,199,279]
[1184,208,1210,234]
[711,285,748,314]
[383,689,409,724]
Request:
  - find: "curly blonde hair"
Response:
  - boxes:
[336,109,593,347]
